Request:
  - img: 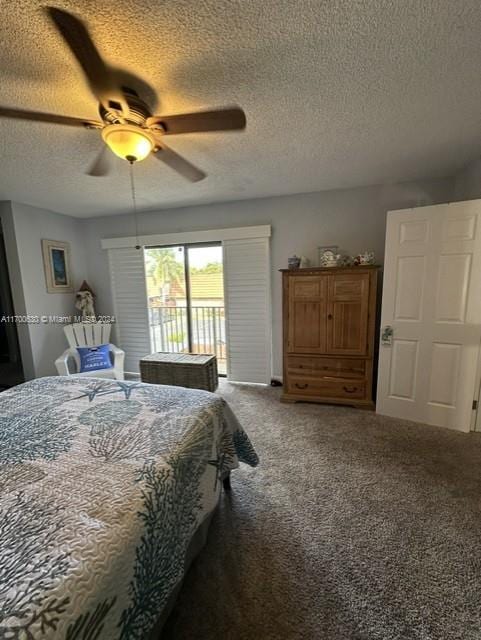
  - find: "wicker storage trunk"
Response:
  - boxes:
[139,352,218,392]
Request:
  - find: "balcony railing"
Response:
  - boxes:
[148,306,226,374]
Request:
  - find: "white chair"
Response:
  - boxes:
[55,322,125,380]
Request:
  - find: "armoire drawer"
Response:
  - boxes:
[287,356,365,379]
[287,375,366,399]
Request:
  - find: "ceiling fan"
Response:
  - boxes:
[0,7,247,182]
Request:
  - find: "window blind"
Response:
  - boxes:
[223,237,272,384]
[108,247,151,374]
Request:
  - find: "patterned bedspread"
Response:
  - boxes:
[0,376,258,639]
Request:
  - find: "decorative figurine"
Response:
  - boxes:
[288,255,301,269]
[75,281,96,320]
[319,249,341,267]
[355,250,375,265]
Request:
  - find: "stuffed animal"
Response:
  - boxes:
[75,290,96,320]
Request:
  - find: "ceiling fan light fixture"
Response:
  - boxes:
[101,124,153,162]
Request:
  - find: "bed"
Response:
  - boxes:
[0,376,258,639]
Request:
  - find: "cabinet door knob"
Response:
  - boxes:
[295,383,308,389]
[343,386,358,393]
[328,314,333,320]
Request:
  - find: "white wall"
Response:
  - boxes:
[454,156,481,201]
[7,202,87,378]
[1,177,455,380]
[81,177,454,378]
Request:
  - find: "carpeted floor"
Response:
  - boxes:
[162,381,481,640]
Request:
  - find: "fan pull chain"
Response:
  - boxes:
[129,161,141,250]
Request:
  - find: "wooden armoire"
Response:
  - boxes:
[281,266,378,408]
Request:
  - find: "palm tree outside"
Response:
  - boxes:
[147,248,185,299]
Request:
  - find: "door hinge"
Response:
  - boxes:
[473,400,478,411]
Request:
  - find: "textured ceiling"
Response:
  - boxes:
[1,0,481,218]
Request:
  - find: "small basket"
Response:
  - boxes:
[140,352,218,392]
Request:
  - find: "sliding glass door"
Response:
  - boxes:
[145,244,188,355]
[144,243,226,374]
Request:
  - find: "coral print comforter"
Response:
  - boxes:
[0,376,258,639]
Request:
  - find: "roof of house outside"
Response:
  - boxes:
[147,272,224,300]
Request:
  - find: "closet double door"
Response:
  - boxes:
[281,267,378,407]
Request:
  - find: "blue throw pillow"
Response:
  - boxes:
[77,344,111,373]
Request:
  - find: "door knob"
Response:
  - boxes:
[381,325,393,346]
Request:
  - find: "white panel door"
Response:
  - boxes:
[223,237,271,383]
[377,201,481,432]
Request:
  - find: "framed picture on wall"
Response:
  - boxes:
[41,239,74,293]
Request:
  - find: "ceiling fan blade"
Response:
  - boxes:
[153,142,206,182]
[147,107,246,135]
[46,6,128,116]
[0,106,101,128]
[86,146,111,177]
